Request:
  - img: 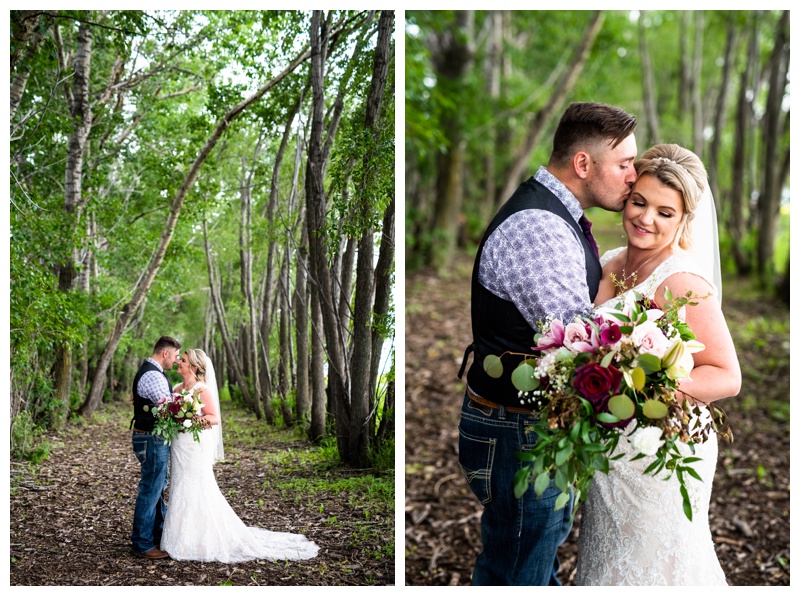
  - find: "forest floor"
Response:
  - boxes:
[10,398,394,586]
[405,252,790,586]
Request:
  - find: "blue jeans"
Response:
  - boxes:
[458,393,574,585]
[130,431,170,553]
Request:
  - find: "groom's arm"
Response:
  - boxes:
[137,371,171,403]
[480,210,593,329]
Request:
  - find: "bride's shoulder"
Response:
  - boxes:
[600,246,626,267]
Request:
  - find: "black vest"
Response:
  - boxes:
[130,360,172,431]
[460,177,602,406]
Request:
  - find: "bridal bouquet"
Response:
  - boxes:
[145,387,209,445]
[485,289,730,521]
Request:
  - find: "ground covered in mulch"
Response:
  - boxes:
[405,253,790,586]
[10,399,394,586]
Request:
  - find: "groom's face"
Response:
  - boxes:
[586,134,638,212]
[162,348,179,370]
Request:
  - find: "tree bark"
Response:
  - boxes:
[756,10,789,283]
[638,12,660,145]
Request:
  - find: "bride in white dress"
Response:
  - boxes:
[575,144,741,585]
[161,349,319,563]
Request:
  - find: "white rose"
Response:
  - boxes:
[628,426,665,456]
[182,419,193,428]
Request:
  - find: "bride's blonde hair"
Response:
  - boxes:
[634,144,707,250]
[184,349,208,382]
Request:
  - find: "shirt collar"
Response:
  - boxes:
[146,357,164,373]
[534,166,584,224]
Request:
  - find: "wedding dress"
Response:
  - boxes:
[574,247,727,586]
[161,380,319,563]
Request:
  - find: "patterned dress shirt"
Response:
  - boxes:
[478,166,593,331]
[137,357,172,403]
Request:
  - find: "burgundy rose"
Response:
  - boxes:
[573,362,623,411]
[168,401,182,415]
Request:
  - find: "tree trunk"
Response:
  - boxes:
[347,9,393,467]
[708,17,738,220]
[10,11,55,122]
[692,12,705,155]
[309,283,327,442]
[294,225,311,425]
[756,10,789,284]
[57,22,94,423]
[204,221,260,417]
[729,15,758,276]
[638,12,660,145]
[307,11,350,456]
[427,11,474,270]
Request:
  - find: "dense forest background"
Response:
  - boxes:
[405,10,790,295]
[10,10,396,469]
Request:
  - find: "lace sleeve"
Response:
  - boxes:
[600,246,626,267]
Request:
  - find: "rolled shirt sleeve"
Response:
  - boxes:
[479,209,593,330]
[137,370,171,404]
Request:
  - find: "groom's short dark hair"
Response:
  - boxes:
[550,102,637,165]
[153,336,181,353]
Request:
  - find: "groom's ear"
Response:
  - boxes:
[573,151,591,179]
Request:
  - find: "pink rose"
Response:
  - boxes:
[631,321,670,358]
[563,321,592,353]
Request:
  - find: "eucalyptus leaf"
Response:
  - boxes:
[511,362,538,392]
[608,393,635,419]
[642,399,668,419]
[483,354,503,378]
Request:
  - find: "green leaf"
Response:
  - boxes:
[483,354,503,378]
[533,471,551,497]
[555,443,574,466]
[681,485,693,521]
[682,466,704,482]
[636,353,662,374]
[514,466,532,499]
[606,311,631,323]
[511,362,539,392]
[642,399,668,419]
[600,350,616,368]
[555,491,571,510]
[554,466,570,492]
[608,394,635,420]
[596,412,620,423]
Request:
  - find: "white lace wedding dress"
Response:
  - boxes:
[160,381,319,563]
[574,247,727,586]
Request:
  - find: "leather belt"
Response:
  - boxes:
[466,386,537,415]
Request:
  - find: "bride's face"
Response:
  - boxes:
[623,173,684,250]
[176,352,192,377]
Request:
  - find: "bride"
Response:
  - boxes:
[160,348,319,563]
[575,144,741,585]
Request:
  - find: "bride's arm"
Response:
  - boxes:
[198,387,220,426]
[654,272,741,405]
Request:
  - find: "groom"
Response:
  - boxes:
[458,102,638,585]
[130,335,181,559]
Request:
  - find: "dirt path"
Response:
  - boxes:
[405,253,790,586]
[10,399,394,586]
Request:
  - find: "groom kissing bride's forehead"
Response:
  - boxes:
[457,101,637,586]
[457,101,740,586]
